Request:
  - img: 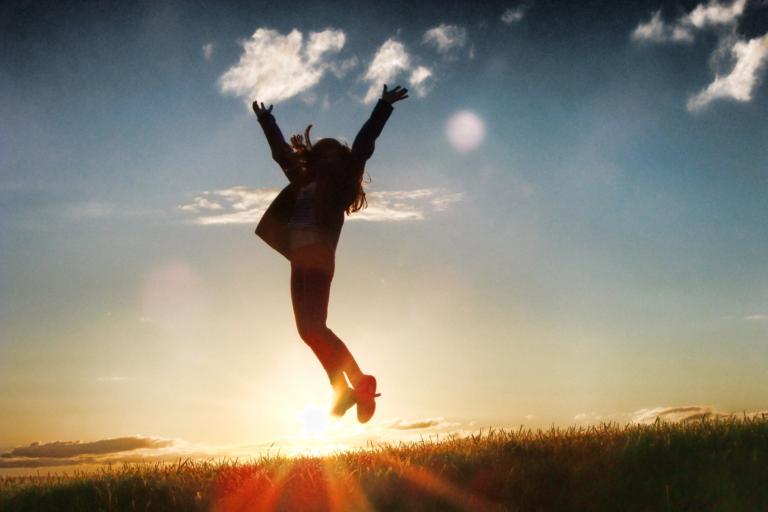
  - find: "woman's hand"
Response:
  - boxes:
[252,101,273,117]
[381,85,409,105]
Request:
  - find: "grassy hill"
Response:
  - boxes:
[2,416,767,511]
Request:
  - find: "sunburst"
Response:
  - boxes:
[293,401,332,437]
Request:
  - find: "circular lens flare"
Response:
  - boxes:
[446,111,485,153]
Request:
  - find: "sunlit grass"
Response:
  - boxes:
[2,415,767,511]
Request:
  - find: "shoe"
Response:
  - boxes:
[329,386,355,419]
[352,375,381,424]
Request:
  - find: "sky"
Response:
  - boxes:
[1,0,767,475]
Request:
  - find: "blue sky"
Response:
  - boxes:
[1,0,767,474]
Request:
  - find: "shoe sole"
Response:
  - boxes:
[355,376,379,424]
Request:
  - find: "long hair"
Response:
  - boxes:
[290,125,368,216]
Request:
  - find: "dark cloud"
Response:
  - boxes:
[1,436,174,459]
[633,406,736,424]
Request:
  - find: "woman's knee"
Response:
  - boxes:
[296,324,326,344]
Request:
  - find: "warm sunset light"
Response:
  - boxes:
[2,0,768,486]
[293,402,332,437]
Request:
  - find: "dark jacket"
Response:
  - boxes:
[255,99,394,259]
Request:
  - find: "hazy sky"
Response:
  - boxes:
[2,0,768,474]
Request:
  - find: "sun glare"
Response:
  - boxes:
[293,401,331,437]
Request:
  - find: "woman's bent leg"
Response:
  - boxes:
[290,243,363,392]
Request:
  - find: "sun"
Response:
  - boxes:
[293,401,331,437]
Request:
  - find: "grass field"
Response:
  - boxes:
[2,416,767,511]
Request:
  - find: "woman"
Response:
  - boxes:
[252,85,408,423]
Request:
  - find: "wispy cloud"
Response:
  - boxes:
[179,196,223,212]
[219,28,346,105]
[573,406,768,427]
[631,11,695,43]
[501,4,529,24]
[744,314,767,320]
[377,417,460,430]
[573,412,604,424]
[203,43,213,60]
[687,33,768,111]
[408,66,433,97]
[632,0,747,43]
[632,406,732,424]
[687,0,746,28]
[423,25,468,54]
[178,187,463,225]
[179,187,280,225]
[631,0,767,111]
[350,189,464,221]
[362,39,420,103]
[330,57,358,79]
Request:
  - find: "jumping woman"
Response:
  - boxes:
[252,85,409,423]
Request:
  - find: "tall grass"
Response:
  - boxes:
[2,415,767,511]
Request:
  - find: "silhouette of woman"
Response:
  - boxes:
[252,85,408,423]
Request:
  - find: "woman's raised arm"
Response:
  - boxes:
[349,85,408,174]
[253,101,300,183]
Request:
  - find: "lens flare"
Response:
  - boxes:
[293,401,331,437]
[446,110,485,153]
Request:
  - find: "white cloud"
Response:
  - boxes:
[219,28,345,105]
[377,417,460,430]
[217,27,470,107]
[352,194,424,221]
[431,192,464,211]
[182,187,280,225]
[632,0,767,111]
[687,33,768,111]
[423,24,468,53]
[362,39,413,103]
[632,0,747,43]
[329,57,358,78]
[203,43,213,59]
[408,66,433,97]
[574,412,605,425]
[179,195,223,212]
[631,11,694,43]
[179,187,462,225]
[501,5,528,24]
[687,0,747,28]
[349,189,462,221]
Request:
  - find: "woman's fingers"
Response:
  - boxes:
[252,101,274,115]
